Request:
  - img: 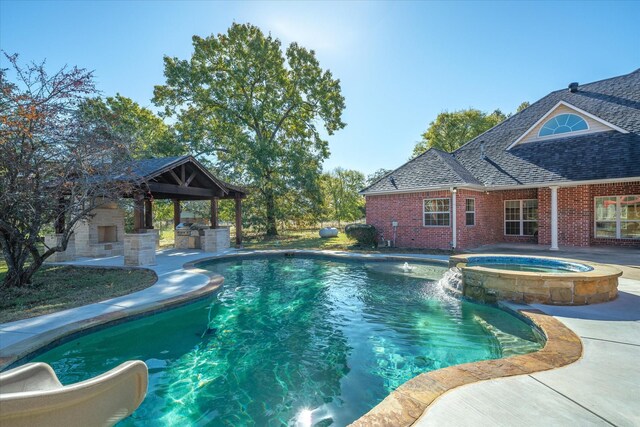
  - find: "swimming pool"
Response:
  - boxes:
[30,256,543,425]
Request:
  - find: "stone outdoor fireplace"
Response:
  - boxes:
[74,202,125,257]
[98,225,117,243]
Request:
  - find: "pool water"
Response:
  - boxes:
[471,263,578,273]
[466,256,592,273]
[31,257,542,426]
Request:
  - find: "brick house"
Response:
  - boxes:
[361,70,640,250]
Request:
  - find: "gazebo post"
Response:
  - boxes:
[235,195,242,246]
[133,193,145,232]
[144,198,153,229]
[210,197,218,229]
[173,199,181,229]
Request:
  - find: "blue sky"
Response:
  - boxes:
[2,1,639,175]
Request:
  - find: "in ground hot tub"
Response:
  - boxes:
[450,254,622,305]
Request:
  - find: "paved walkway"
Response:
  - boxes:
[0,249,230,356]
[416,275,640,427]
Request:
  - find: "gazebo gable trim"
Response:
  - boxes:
[141,156,232,197]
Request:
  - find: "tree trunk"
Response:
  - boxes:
[265,191,278,236]
[1,234,46,288]
[2,263,39,288]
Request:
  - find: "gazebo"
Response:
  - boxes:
[127,155,247,245]
[48,155,247,266]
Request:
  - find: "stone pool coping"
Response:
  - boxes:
[350,305,583,426]
[0,249,584,427]
[450,253,622,305]
[449,253,622,279]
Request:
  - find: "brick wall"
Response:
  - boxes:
[365,190,453,249]
[366,188,538,250]
[590,181,640,247]
[538,186,592,247]
[365,181,640,249]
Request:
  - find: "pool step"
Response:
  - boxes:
[473,315,542,357]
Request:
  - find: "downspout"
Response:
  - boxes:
[451,187,457,250]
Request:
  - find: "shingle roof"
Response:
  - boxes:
[360,148,482,194]
[127,155,248,195]
[363,68,640,194]
[129,156,189,178]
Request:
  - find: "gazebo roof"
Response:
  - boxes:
[131,155,247,201]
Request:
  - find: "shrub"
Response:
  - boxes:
[345,224,378,248]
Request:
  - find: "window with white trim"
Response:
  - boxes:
[424,198,450,226]
[595,195,640,239]
[465,198,475,226]
[538,113,588,137]
[505,199,538,236]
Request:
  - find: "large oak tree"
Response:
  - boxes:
[153,23,346,236]
[412,108,507,156]
[78,94,185,159]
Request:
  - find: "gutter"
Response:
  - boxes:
[361,176,640,196]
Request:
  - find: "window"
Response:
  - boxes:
[424,198,450,226]
[538,113,588,137]
[505,199,538,236]
[595,195,640,239]
[465,198,475,226]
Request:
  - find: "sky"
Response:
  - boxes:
[1,1,639,176]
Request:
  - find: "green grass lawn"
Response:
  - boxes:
[244,228,359,251]
[243,228,455,255]
[0,262,156,323]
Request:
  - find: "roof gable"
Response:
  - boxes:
[507,101,629,149]
[360,148,482,194]
[129,155,247,200]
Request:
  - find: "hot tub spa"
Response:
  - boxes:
[449,254,622,305]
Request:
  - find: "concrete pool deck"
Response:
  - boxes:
[0,248,638,426]
[415,275,640,427]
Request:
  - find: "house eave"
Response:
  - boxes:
[361,184,486,196]
[362,176,640,196]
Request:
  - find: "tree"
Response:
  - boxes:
[412,108,507,156]
[153,23,346,236]
[0,54,137,288]
[78,94,184,158]
[322,168,365,226]
[517,101,530,112]
[366,168,392,186]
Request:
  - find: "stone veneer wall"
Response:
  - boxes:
[201,227,231,252]
[124,234,156,266]
[74,203,126,257]
[44,234,76,262]
[450,255,621,305]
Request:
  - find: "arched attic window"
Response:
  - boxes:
[538,113,588,137]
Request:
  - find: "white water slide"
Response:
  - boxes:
[0,360,148,426]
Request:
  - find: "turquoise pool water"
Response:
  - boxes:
[466,256,592,273]
[31,257,542,426]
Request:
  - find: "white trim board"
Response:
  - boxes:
[361,177,640,196]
